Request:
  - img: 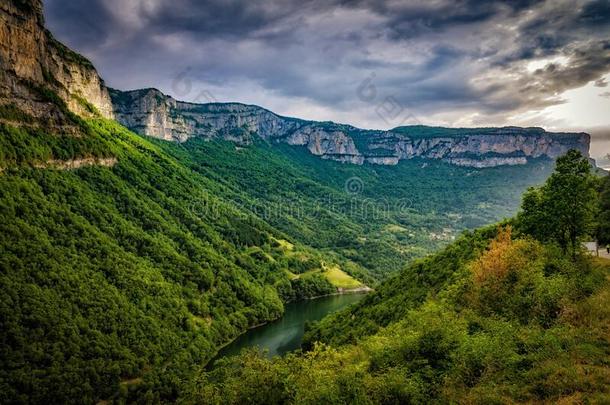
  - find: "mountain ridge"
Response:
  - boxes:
[110,87,590,168]
[0,0,591,169]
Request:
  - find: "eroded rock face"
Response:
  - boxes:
[0,0,591,169]
[111,88,302,143]
[33,157,118,170]
[287,126,360,157]
[0,0,114,120]
[111,88,590,168]
[390,131,589,162]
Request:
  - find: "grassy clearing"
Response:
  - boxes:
[323,265,362,289]
[274,238,294,251]
[288,264,363,289]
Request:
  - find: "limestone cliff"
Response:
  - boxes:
[0,0,114,122]
[110,88,302,143]
[0,0,591,169]
[111,88,590,168]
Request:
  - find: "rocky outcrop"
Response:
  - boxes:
[0,0,114,121]
[286,125,361,158]
[110,88,301,143]
[0,0,591,169]
[111,88,590,168]
[447,157,528,168]
[33,157,118,170]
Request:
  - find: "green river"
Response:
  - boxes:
[213,293,366,362]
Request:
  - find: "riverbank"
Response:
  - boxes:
[205,318,279,369]
[306,285,373,300]
[206,292,369,368]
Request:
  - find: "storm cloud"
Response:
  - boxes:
[43,0,610,155]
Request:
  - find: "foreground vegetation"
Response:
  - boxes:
[0,115,364,403]
[187,152,610,404]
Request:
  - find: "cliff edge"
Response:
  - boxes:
[0,0,114,123]
[111,88,590,168]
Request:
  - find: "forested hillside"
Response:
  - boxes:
[0,110,371,402]
[0,39,563,403]
[156,137,556,278]
[1,1,606,403]
[189,152,610,404]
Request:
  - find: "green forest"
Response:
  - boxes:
[1,95,608,403]
[0,85,608,403]
[155,136,556,279]
[0,113,364,403]
[2,0,609,403]
[187,152,610,404]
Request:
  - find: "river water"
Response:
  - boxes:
[213,293,366,362]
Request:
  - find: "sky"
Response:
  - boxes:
[44,0,610,158]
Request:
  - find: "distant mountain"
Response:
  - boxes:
[1,0,590,171]
[597,154,610,170]
[0,0,600,403]
[111,87,590,168]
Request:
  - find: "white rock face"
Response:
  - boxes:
[287,126,360,157]
[110,86,591,169]
[111,88,303,143]
[0,0,114,120]
[447,157,528,168]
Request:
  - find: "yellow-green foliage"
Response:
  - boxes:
[466,226,573,326]
[323,265,362,289]
[190,239,610,404]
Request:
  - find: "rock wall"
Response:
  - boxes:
[0,0,114,120]
[110,88,301,143]
[0,0,591,169]
[111,88,590,168]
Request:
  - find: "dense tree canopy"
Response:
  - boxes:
[597,175,610,245]
[517,150,598,256]
[190,152,610,404]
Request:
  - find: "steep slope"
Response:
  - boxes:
[155,136,557,277]
[0,1,369,402]
[0,119,279,403]
[111,88,590,168]
[0,91,371,403]
[191,228,610,404]
[0,0,113,121]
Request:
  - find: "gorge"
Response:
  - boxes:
[1,0,608,403]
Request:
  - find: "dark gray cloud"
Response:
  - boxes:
[44,0,610,146]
